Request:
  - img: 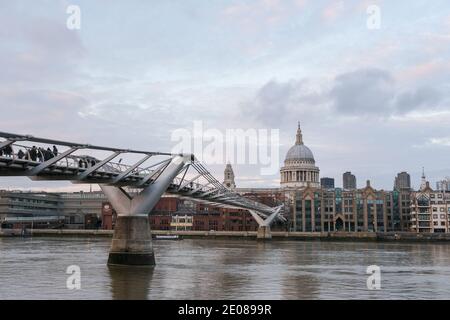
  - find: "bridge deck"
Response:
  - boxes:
[0,132,284,218]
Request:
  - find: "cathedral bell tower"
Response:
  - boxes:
[223,163,236,189]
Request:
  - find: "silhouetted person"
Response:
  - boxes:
[91,159,96,167]
[78,159,84,168]
[29,146,37,161]
[52,145,58,156]
[44,148,53,161]
[17,149,25,159]
[3,145,13,157]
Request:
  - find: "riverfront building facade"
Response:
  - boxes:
[410,181,450,233]
[288,182,413,232]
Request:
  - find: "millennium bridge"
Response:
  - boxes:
[0,131,284,266]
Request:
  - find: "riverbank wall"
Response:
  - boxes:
[2,228,450,242]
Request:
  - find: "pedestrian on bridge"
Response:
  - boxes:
[17,149,25,159]
[52,145,58,156]
[29,146,37,161]
[2,145,13,157]
[44,148,53,161]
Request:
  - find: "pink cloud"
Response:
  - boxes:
[397,61,447,82]
[321,1,344,22]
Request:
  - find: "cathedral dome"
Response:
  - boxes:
[284,122,315,163]
[285,144,314,161]
[280,122,320,189]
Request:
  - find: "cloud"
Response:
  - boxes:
[397,61,444,82]
[395,86,443,114]
[243,67,449,126]
[0,13,84,86]
[240,79,328,127]
[329,68,395,116]
[430,137,450,147]
[329,68,449,117]
[321,1,345,22]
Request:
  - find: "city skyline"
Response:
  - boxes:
[1,0,450,303]
[1,0,449,191]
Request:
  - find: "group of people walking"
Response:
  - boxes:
[2,143,100,170]
[0,145,13,157]
[0,144,59,162]
[20,145,59,162]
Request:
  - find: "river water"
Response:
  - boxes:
[0,237,449,299]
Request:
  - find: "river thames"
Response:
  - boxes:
[0,237,449,299]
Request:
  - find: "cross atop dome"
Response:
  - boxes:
[295,121,303,145]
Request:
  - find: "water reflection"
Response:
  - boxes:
[108,265,154,300]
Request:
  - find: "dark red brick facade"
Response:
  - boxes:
[101,190,287,231]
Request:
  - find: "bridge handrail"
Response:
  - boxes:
[0,141,157,176]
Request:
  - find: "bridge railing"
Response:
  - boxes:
[0,141,158,177]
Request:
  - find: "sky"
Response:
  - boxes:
[0,0,449,192]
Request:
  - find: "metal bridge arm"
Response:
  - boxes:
[77,151,122,180]
[248,210,266,226]
[264,205,283,226]
[112,154,152,183]
[26,147,79,175]
[132,155,188,215]
[100,155,188,216]
[0,140,16,150]
[136,159,172,187]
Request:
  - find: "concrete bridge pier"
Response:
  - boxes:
[256,226,272,240]
[107,214,155,265]
[101,155,187,266]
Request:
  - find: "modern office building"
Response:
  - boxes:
[60,191,106,229]
[0,190,64,228]
[343,171,357,190]
[320,177,335,189]
[394,171,411,190]
[436,177,450,192]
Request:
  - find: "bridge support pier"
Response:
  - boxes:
[101,155,187,266]
[256,226,272,240]
[108,215,155,265]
